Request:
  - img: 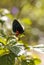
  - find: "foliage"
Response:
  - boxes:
[0,35,41,65]
[0,0,44,64]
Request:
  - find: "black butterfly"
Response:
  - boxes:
[12,19,24,35]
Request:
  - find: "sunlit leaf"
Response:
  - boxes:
[6,14,14,20]
[0,49,9,56]
[0,36,6,45]
[21,18,32,25]
[34,58,41,65]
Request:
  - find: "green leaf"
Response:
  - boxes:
[0,36,6,45]
[6,14,14,20]
[21,18,32,26]
[21,60,28,65]
[0,20,5,24]
[8,46,20,55]
[7,37,17,45]
[34,58,41,65]
[0,52,15,65]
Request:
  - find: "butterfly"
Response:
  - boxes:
[12,19,24,36]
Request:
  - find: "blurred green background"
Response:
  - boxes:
[0,0,44,45]
[0,1,44,65]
